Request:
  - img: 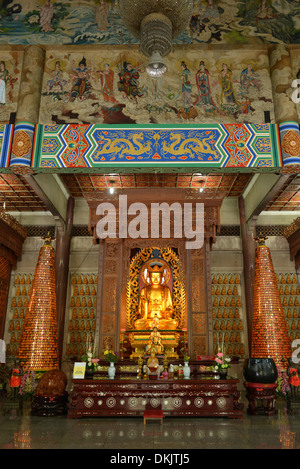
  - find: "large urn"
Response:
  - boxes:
[243,358,278,384]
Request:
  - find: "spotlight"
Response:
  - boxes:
[146,51,168,77]
[108,180,115,194]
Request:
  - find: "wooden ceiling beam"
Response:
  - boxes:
[241,173,291,225]
[23,174,69,228]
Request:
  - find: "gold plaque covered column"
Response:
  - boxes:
[18,236,59,371]
[251,236,292,368]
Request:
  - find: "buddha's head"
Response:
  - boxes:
[148,265,164,286]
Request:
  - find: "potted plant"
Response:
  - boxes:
[214,352,231,379]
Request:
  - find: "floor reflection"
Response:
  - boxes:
[1,400,300,449]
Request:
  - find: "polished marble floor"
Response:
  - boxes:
[0,397,299,451]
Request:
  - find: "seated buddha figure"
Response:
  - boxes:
[146,327,164,354]
[147,348,159,372]
[134,264,178,330]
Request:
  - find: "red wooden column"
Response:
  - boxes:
[55,196,75,365]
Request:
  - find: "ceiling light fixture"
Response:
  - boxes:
[108,180,115,194]
[118,0,193,77]
[199,180,205,193]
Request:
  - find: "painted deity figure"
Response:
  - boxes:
[204,0,220,19]
[134,265,178,330]
[256,0,274,19]
[47,61,67,94]
[240,64,261,92]
[118,61,144,99]
[95,0,110,31]
[194,61,216,107]
[98,63,117,103]
[219,63,240,106]
[70,57,92,102]
[0,61,9,105]
[179,61,192,108]
[39,0,54,33]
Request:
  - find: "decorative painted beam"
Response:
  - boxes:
[0,122,299,173]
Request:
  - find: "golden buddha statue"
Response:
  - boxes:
[146,327,164,354]
[134,264,178,330]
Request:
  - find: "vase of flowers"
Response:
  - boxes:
[84,349,101,379]
[214,352,231,379]
[104,350,118,379]
[181,348,191,380]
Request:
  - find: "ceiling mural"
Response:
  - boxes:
[39,48,275,125]
[0,0,299,46]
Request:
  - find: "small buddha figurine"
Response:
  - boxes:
[147,348,159,375]
[134,264,178,330]
[150,313,160,330]
[146,327,164,354]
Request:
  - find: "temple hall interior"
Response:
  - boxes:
[0,0,299,452]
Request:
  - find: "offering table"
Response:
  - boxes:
[68,378,243,419]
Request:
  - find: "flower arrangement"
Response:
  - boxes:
[85,349,101,372]
[19,367,36,400]
[214,352,231,371]
[104,350,118,363]
[276,367,290,399]
[180,348,190,363]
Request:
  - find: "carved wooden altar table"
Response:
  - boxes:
[68,378,244,419]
